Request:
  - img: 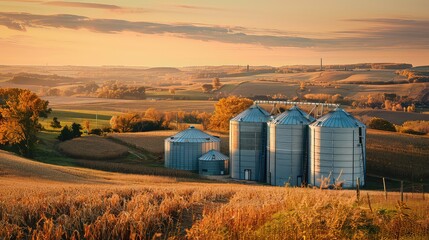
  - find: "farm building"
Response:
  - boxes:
[308,108,366,188]
[164,126,220,171]
[229,104,270,181]
[198,149,229,175]
[229,101,366,189]
[267,106,315,186]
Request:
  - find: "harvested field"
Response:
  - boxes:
[351,109,429,125]
[110,131,177,153]
[228,81,298,97]
[0,155,428,240]
[45,96,217,112]
[110,130,229,155]
[58,136,129,160]
[366,129,429,182]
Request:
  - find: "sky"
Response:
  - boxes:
[0,0,429,67]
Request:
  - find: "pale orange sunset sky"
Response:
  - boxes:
[0,0,428,67]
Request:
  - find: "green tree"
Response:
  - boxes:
[58,125,73,141]
[209,96,253,131]
[71,123,82,138]
[57,123,83,141]
[50,117,62,129]
[0,88,51,157]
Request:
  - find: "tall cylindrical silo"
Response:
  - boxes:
[309,108,366,188]
[267,106,315,186]
[164,126,221,171]
[230,104,270,182]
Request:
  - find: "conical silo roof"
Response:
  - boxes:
[166,126,220,142]
[271,105,315,125]
[198,149,229,161]
[231,104,270,122]
[311,108,365,128]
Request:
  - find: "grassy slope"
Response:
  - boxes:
[39,109,114,131]
[366,129,429,184]
[0,151,428,239]
[350,109,429,125]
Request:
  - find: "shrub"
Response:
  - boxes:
[368,118,396,132]
[58,126,73,141]
[58,123,83,141]
[50,117,62,129]
[400,128,426,135]
[132,119,164,132]
[89,128,103,136]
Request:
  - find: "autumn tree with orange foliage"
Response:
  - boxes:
[0,88,51,157]
[110,113,140,133]
[209,96,253,131]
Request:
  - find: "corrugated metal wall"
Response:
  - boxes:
[268,124,307,186]
[308,126,366,188]
[199,160,228,175]
[230,121,267,181]
[164,141,220,171]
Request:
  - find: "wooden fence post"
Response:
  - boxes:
[383,177,387,200]
[400,181,404,202]
[356,177,360,202]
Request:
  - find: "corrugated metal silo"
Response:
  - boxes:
[267,106,315,186]
[198,149,229,175]
[164,126,220,171]
[230,104,270,181]
[309,108,366,188]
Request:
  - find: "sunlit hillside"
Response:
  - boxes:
[0,150,428,239]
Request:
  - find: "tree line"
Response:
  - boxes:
[40,81,146,100]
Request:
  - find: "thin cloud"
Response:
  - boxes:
[0,12,428,50]
[43,1,121,10]
[0,0,43,2]
[175,4,224,11]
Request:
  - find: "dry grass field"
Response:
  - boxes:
[110,131,178,153]
[351,109,429,125]
[58,136,129,160]
[0,150,428,239]
[110,130,229,155]
[45,96,217,113]
[366,129,429,183]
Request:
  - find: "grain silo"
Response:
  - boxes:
[308,108,366,188]
[164,126,220,171]
[230,104,270,181]
[267,106,315,186]
[198,149,229,175]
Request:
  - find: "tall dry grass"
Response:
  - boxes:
[1,183,428,240]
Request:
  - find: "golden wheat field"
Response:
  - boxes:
[1,150,428,239]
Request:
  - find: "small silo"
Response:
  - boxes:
[198,149,229,175]
[267,106,315,186]
[309,108,366,188]
[164,126,220,171]
[230,104,270,181]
